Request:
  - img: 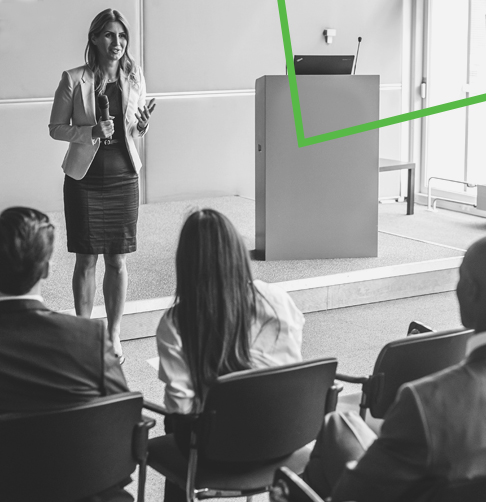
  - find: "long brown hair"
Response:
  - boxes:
[84,8,138,94]
[174,209,256,408]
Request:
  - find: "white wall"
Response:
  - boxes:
[0,0,141,213]
[0,0,405,211]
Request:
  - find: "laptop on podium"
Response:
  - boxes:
[293,55,355,75]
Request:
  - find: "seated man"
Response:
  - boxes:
[0,206,131,500]
[304,236,486,502]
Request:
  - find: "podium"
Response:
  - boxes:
[255,75,379,260]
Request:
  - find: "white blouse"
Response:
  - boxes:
[156,280,304,414]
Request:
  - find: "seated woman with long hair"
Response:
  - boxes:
[156,208,304,442]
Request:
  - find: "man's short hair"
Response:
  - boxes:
[0,207,55,295]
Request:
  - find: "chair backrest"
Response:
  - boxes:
[368,329,472,418]
[407,320,433,335]
[198,358,337,463]
[271,467,324,502]
[0,391,143,502]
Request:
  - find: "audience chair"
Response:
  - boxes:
[0,391,155,502]
[407,320,434,335]
[270,466,325,502]
[144,358,338,502]
[271,466,486,502]
[336,328,472,432]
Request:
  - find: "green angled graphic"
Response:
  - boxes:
[277,0,486,146]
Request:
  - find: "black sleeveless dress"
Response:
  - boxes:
[63,81,139,255]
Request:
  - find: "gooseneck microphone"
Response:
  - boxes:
[353,36,362,75]
[98,94,110,121]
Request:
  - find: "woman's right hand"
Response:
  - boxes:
[92,116,114,139]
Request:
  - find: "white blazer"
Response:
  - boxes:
[49,65,148,180]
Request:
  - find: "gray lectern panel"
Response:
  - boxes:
[255,75,379,260]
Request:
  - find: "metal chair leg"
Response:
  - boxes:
[137,459,147,502]
[186,430,198,502]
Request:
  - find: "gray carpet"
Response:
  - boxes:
[121,290,462,502]
[43,198,477,312]
[122,292,462,407]
[379,201,486,250]
[40,196,480,502]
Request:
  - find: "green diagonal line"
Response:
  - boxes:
[276,0,486,147]
[277,0,305,141]
[302,93,486,146]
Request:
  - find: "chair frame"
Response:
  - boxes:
[0,391,155,502]
[144,358,339,502]
[270,466,325,502]
[272,467,486,502]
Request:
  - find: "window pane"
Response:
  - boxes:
[425,0,468,192]
[466,0,486,185]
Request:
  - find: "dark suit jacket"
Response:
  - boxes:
[332,344,486,502]
[0,299,128,413]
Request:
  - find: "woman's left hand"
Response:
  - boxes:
[136,98,156,132]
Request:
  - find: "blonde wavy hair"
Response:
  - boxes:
[84,8,138,95]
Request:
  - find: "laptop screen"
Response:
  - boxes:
[293,55,355,75]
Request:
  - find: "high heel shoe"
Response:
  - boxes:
[112,336,124,364]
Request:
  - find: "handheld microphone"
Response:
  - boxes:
[98,94,110,121]
[353,36,362,75]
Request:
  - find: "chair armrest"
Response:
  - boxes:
[141,415,156,429]
[133,416,157,502]
[335,373,369,385]
[332,381,344,393]
[143,399,168,415]
[133,416,156,462]
[325,382,344,414]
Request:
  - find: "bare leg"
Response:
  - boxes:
[73,254,99,318]
[103,253,128,357]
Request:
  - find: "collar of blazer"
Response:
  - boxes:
[80,65,131,124]
[467,334,486,363]
[0,298,48,313]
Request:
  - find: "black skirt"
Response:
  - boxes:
[64,142,139,255]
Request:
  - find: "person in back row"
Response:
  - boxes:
[156,208,305,502]
[304,235,486,502]
[0,206,131,501]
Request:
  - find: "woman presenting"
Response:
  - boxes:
[49,8,155,363]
